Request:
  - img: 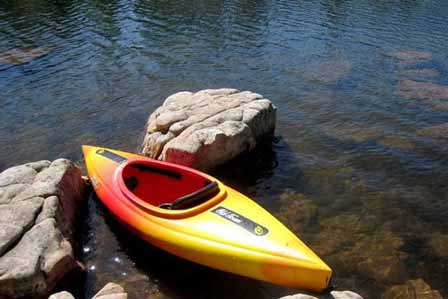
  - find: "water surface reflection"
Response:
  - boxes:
[1,0,448,298]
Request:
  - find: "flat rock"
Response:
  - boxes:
[382,279,442,299]
[0,159,84,298]
[142,89,276,170]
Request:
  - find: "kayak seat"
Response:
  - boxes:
[122,161,215,208]
[124,176,138,191]
[159,181,219,210]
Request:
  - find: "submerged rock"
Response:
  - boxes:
[0,159,84,298]
[142,89,276,170]
[430,232,448,258]
[417,123,448,140]
[386,50,432,61]
[399,69,440,79]
[306,60,352,84]
[275,190,318,235]
[311,213,407,284]
[0,47,51,65]
[378,136,415,150]
[398,80,448,100]
[382,279,442,299]
[320,123,383,143]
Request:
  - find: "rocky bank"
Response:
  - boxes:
[0,159,84,298]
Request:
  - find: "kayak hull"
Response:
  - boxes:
[83,145,332,292]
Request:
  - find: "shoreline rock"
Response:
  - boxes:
[142,88,276,171]
[0,159,84,298]
[49,282,127,299]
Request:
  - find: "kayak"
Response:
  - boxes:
[82,145,332,291]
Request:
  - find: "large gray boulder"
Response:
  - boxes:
[0,159,84,299]
[142,88,276,170]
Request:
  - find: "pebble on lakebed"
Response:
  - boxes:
[142,88,276,171]
[0,159,85,298]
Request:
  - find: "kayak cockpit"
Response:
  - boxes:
[121,161,219,210]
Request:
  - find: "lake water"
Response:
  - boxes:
[1,0,448,298]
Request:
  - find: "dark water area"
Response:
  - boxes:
[1,0,448,298]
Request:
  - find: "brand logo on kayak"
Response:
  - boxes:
[212,207,268,236]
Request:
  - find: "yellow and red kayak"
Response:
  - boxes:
[82,145,332,292]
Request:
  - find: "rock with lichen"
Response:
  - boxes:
[142,89,276,170]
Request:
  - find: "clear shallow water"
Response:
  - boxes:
[1,0,448,298]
